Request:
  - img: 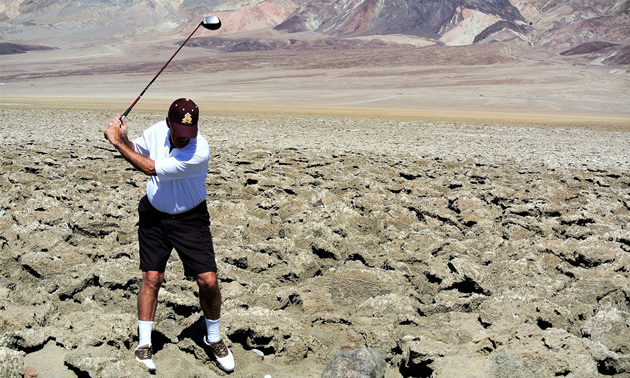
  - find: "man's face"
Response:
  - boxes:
[166,118,191,149]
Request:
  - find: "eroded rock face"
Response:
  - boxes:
[275,0,525,38]
[0,347,24,376]
[0,109,628,377]
[322,347,386,378]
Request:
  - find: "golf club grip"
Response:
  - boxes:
[119,107,131,124]
[121,96,141,121]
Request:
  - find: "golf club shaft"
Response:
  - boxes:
[121,22,204,120]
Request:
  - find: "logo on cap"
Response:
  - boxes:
[182,113,193,125]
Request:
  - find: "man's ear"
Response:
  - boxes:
[165,117,171,129]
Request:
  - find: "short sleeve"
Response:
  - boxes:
[133,133,151,157]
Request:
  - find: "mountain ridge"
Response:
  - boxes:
[1,0,629,64]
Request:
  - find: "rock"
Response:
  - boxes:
[0,347,24,377]
[580,306,630,354]
[64,346,146,377]
[321,348,386,378]
[24,366,38,378]
[397,335,453,376]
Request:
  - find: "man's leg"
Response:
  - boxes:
[197,271,221,320]
[138,271,164,321]
[135,270,164,372]
[197,272,234,372]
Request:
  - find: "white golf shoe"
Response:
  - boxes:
[204,336,235,372]
[135,344,156,372]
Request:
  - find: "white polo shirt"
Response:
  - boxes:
[133,120,209,214]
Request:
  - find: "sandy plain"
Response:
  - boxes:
[2,38,630,126]
[1,39,630,377]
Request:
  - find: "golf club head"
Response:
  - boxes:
[201,15,221,30]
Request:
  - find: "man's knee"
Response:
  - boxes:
[196,272,218,291]
[142,271,164,290]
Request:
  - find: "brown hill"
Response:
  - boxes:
[275,0,525,39]
[602,45,630,65]
[560,41,620,56]
[1,0,628,63]
[0,42,55,54]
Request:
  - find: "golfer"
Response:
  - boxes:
[103,98,234,373]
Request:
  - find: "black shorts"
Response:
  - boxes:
[138,195,217,276]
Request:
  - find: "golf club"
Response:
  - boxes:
[120,15,221,120]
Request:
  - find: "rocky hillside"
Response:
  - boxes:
[275,0,526,44]
[1,0,629,62]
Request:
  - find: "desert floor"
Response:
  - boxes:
[2,39,630,126]
[1,42,629,377]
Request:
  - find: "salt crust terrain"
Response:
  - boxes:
[1,31,630,378]
[0,102,629,377]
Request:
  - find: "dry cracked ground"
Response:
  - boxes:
[0,107,629,377]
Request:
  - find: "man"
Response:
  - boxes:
[103,98,235,373]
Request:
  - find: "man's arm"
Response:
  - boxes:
[104,115,156,176]
[114,141,156,176]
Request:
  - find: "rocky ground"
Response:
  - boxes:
[0,107,629,377]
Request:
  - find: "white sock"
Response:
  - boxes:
[205,318,221,343]
[138,320,154,347]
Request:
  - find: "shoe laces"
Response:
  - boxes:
[209,339,229,358]
[135,345,153,360]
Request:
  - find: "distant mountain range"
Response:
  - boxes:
[1,0,629,64]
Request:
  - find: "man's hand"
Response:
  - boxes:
[104,114,129,146]
[103,115,156,176]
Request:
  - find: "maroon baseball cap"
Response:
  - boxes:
[167,98,199,138]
